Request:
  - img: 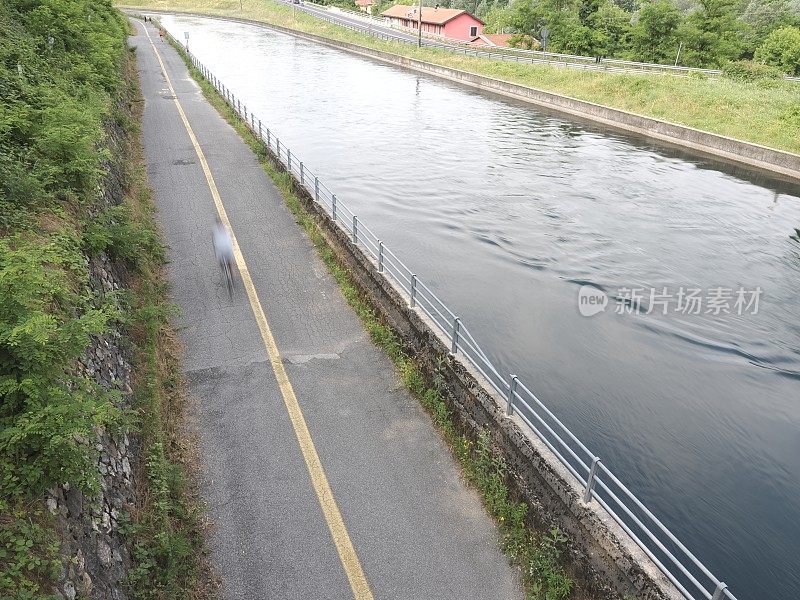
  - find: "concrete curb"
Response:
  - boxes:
[124,6,800,182]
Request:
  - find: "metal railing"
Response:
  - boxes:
[286,0,800,81]
[182,43,740,600]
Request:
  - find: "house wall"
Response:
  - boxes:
[441,13,482,40]
[391,16,443,35]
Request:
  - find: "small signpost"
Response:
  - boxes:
[540,27,550,52]
[184,31,189,52]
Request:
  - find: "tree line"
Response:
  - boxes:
[387,0,800,73]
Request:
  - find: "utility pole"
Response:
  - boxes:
[417,0,422,48]
[674,41,683,66]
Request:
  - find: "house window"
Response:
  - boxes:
[469,26,478,37]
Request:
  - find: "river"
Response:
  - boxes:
[159,14,800,599]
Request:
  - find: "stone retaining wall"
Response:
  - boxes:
[45,108,139,600]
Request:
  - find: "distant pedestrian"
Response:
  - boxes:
[159,28,164,42]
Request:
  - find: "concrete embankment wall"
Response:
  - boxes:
[128,8,800,182]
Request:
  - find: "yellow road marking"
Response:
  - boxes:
[139,21,374,600]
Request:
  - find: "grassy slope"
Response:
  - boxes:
[120,0,800,154]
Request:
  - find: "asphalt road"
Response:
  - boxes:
[130,18,522,600]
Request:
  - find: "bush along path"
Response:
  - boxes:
[163,23,587,600]
[0,2,213,599]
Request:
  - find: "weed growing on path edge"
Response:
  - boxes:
[167,28,578,600]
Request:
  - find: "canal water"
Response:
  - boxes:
[160,14,800,599]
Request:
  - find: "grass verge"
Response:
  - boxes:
[162,24,589,600]
[120,0,800,155]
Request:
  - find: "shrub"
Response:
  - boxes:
[0,0,128,500]
[722,59,783,81]
[0,236,119,498]
[755,26,800,76]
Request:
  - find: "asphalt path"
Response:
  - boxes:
[130,18,521,600]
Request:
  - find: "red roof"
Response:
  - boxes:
[381,5,484,26]
[472,34,514,47]
[355,0,374,5]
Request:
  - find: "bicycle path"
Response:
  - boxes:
[131,18,521,600]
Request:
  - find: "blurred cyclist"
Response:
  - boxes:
[212,216,234,275]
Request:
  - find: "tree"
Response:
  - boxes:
[677,0,746,67]
[755,25,800,73]
[627,0,683,63]
[593,0,633,56]
[740,0,797,55]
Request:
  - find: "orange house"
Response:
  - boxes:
[381,5,484,41]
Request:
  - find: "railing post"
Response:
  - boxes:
[244,105,247,121]
[276,138,281,159]
[314,177,319,203]
[506,375,518,416]
[300,162,304,185]
[332,194,337,220]
[583,457,601,503]
[450,317,460,354]
[352,216,358,244]
[287,149,292,171]
[266,128,270,148]
[258,119,262,139]
[378,241,384,272]
[410,275,417,308]
[711,583,728,600]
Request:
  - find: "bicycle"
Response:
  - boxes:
[221,256,234,300]
[213,218,235,301]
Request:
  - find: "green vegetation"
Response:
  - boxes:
[755,25,800,74]
[1,2,210,598]
[1,0,128,504]
[447,0,799,72]
[122,1,800,155]
[1,1,128,593]
[169,30,583,599]
[0,504,61,600]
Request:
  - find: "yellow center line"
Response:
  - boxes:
[138,21,374,600]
